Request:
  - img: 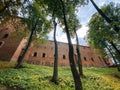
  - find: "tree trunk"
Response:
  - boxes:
[106,46,120,71]
[90,0,119,33]
[51,16,59,84]
[73,27,83,77]
[90,0,120,65]
[60,0,82,90]
[15,19,38,69]
[110,42,120,55]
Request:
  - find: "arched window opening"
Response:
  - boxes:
[0,41,4,47]
[0,42,2,46]
[91,57,94,62]
[84,57,87,61]
[33,52,37,57]
[3,34,9,39]
[63,55,66,59]
[42,53,46,58]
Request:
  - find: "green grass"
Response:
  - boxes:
[0,61,120,90]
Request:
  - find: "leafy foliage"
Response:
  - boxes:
[21,1,52,37]
[15,1,52,68]
[0,0,26,23]
[87,2,120,59]
[0,61,120,90]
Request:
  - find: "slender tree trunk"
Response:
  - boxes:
[60,0,82,90]
[106,46,120,71]
[51,16,59,84]
[90,0,120,65]
[110,42,120,55]
[90,0,119,33]
[15,19,38,69]
[73,27,83,77]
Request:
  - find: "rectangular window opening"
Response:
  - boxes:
[42,53,46,58]
[33,52,37,57]
[91,57,94,62]
[63,55,66,59]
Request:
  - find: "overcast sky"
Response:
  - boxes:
[48,0,120,45]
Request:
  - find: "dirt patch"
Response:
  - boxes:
[0,85,16,90]
[114,75,120,79]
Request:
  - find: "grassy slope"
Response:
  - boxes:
[0,61,120,90]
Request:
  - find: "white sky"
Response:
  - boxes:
[48,0,120,45]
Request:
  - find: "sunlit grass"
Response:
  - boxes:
[0,61,120,90]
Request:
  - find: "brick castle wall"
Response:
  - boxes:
[0,19,26,61]
[24,41,113,67]
[0,19,113,67]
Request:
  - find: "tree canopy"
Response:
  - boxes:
[87,2,120,61]
[0,0,25,23]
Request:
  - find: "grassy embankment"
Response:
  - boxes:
[0,61,120,90]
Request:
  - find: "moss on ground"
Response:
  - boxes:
[0,61,120,90]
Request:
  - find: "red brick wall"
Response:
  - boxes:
[24,41,113,67]
[0,19,25,61]
[0,19,113,67]
[10,38,27,62]
[0,33,23,61]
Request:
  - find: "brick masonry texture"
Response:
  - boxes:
[23,41,113,67]
[0,20,113,67]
